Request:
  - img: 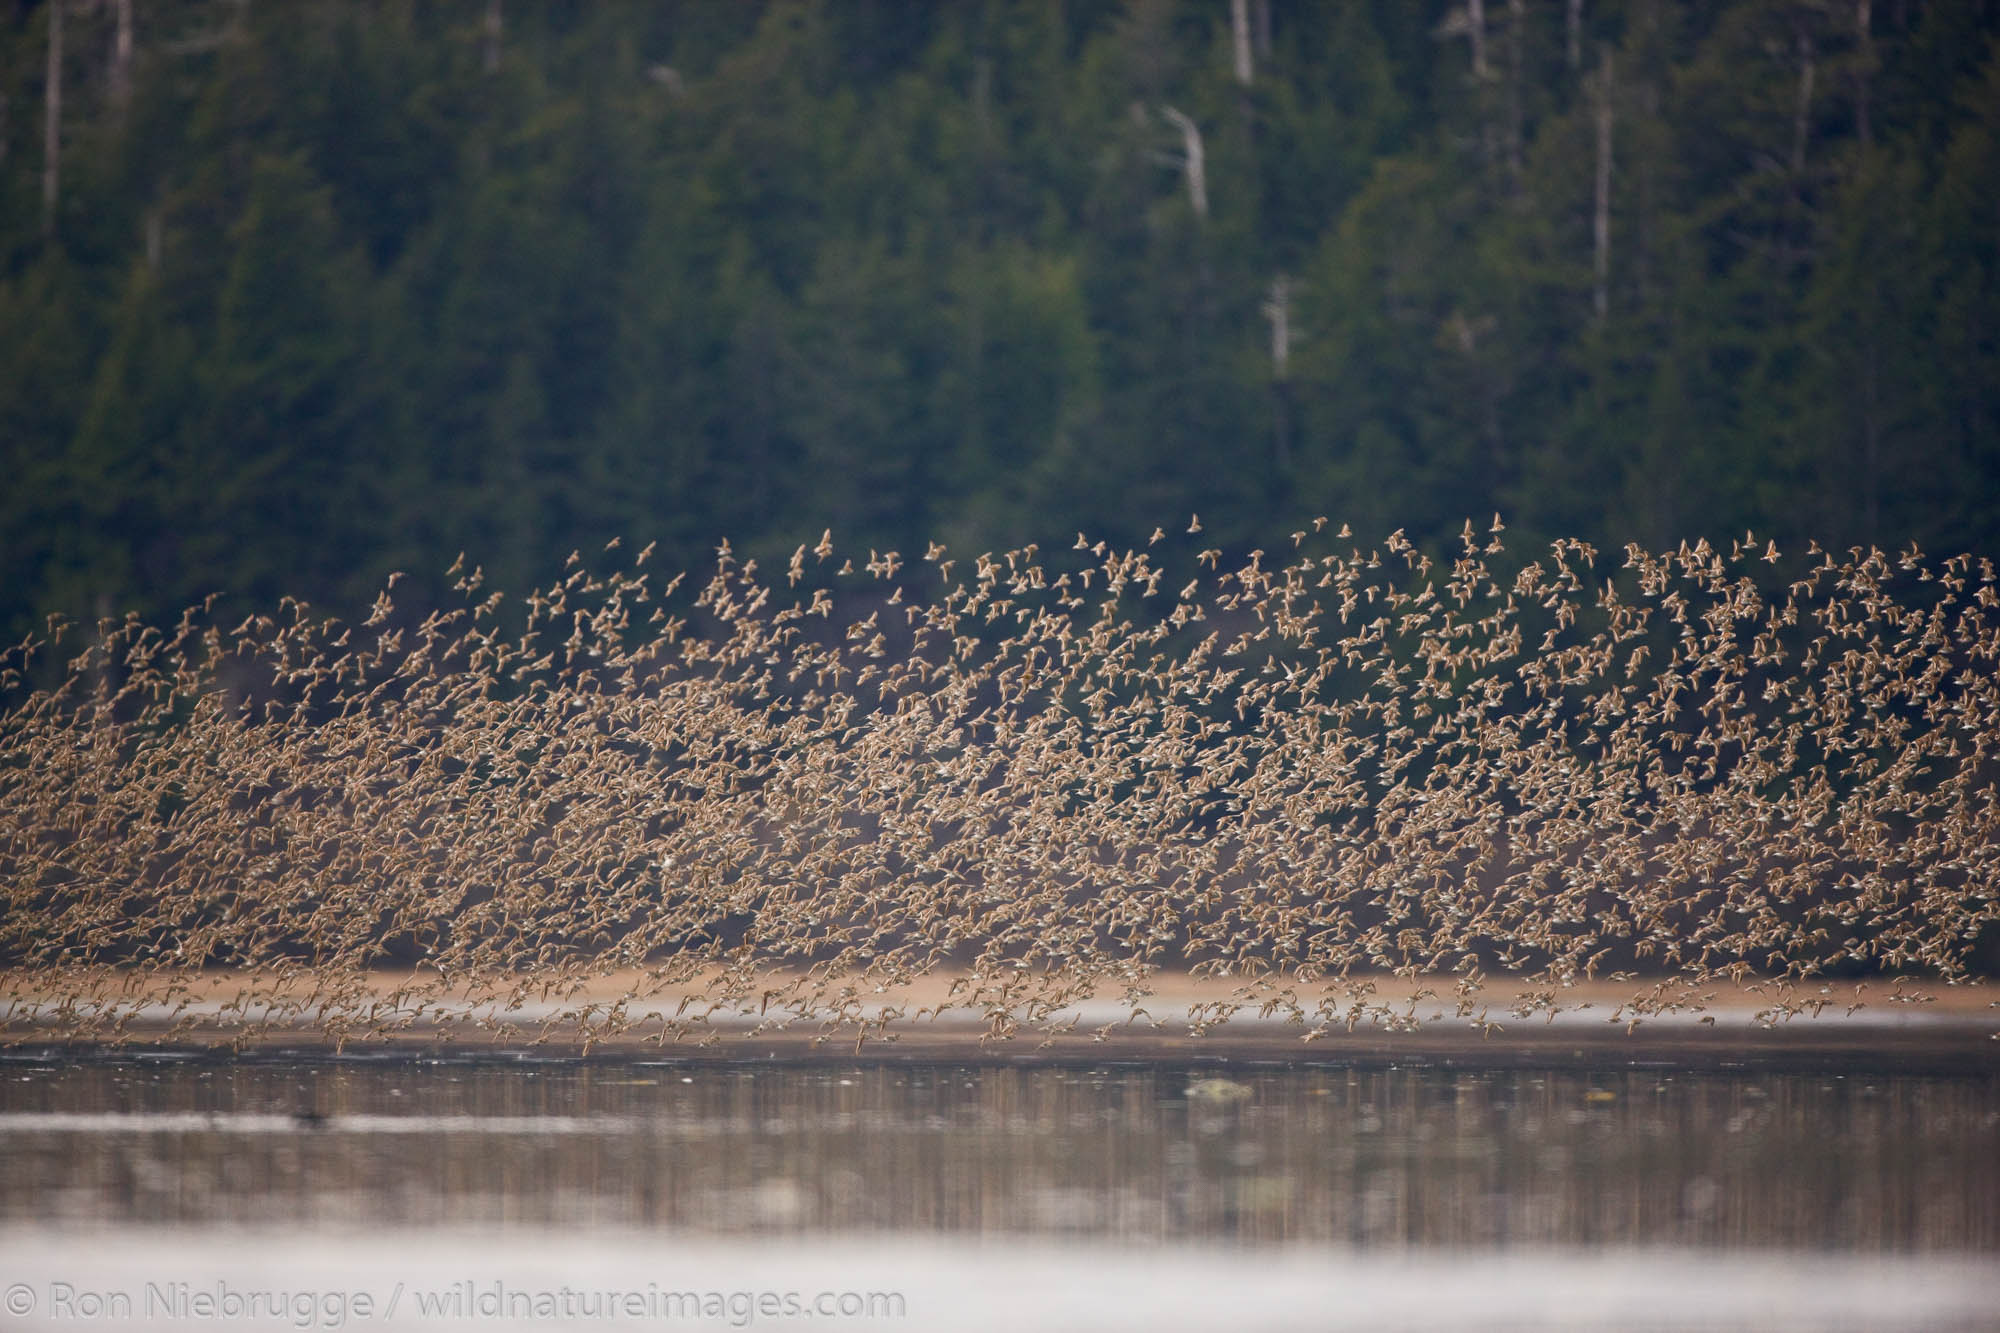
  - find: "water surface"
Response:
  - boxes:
[1,1054,1994,1330]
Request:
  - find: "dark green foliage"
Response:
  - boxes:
[2,0,1996,641]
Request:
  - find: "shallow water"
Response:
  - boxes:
[1,1054,1995,1330]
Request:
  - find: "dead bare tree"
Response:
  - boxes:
[43,0,63,239]
[1594,44,1614,322]
[1854,0,1873,146]
[1229,0,1253,86]
[1774,19,1818,275]
[1790,26,1816,177]
[1505,0,1525,192]
[1435,3,1491,83]
[484,0,503,75]
[110,0,134,113]
[1262,274,1298,470]
[1262,274,1294,380]
[1436,1,1501,178]
[1160,105,1208,221]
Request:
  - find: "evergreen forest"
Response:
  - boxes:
[4,0,1998,641]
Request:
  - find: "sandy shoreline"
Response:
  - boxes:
[5,970,1994,1067]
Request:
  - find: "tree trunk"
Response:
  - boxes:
[1162,106,1208,221]
[1271,379,1294,475]
[1854,0,1873,146]
[1262,274,1294,471]
[1862,338,1881,544]
[1468,0,1488,80]
[1566,0,1582,72]
[1777,24,1816,274]
[1593,45,1614,322]
[1262,273,1293,380]
[43,0,62,239]
[111,0,134,113]
[973,53,996,236]
[1505,0,1525,192]
[1855,2,1879,542]
[484,0,503,75]
[1790,27,1815,178]
[1229,0,1252,86]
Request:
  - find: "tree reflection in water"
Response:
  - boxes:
[2,1058,1992,1251]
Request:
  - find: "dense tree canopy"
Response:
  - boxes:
[3,0,1996,640]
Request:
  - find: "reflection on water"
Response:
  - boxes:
[3,1056,1994,1250]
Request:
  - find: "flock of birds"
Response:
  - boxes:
[2,518,1995,1046]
